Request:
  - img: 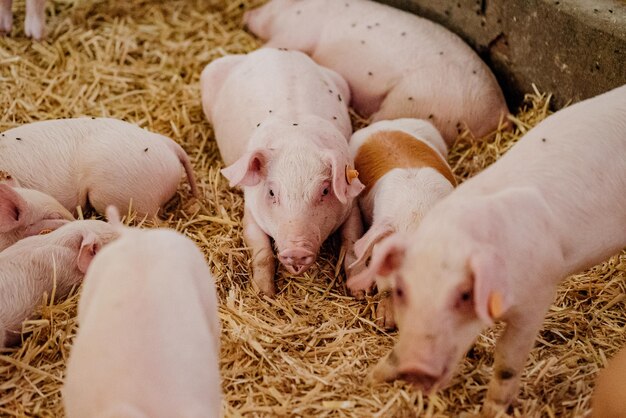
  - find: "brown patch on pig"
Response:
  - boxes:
[354,130,456,192]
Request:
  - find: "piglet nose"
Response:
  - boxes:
[278,248,316,275]
[397,366,442,393]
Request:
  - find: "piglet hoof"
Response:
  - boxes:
[480,400,510,418]
[368,353,398,384]
[375,295,396,330]
[346,270,375,300]
[251,276,276,298]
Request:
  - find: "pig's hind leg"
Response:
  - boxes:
[243,207,276,297]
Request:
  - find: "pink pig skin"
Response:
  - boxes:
[346,119,454,329]
[63,212,221,418]
[0,220,117,348]
[201,48,364,296]
[0,118,199,218]
[0,0,46,40]
[364,85,626,416]
[0,183,75,251]
[244,0,510,145]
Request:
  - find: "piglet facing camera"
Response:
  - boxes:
[345,119,455,329]
[0,220,118,348]
[0,118,198,218]
[365,85,626,415]
[201,48,363,296]
[63,213,221,418]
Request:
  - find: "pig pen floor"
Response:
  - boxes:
[0,1,624,417]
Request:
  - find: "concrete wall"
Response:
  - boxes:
[377,0,626,109]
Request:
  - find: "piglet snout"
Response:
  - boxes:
[278,248,316,275]
[396,362,446,393]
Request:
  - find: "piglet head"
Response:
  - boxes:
[222,140,364,275]
[0,185,74,250]
[367,231,512,393]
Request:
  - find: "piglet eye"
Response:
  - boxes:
[322,187,329,196]
[455,288,474,311]
[395,287,404,299]
[269,189,275,197]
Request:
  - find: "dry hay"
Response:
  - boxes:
[0,1,624,417]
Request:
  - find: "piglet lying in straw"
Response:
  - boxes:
[346,119,456,329]
[364,84,626,416]
[64,207,221,418]
[0,220,117,348]
[201,48,364,296]
[244,0,509,145]
[592,346,626,418]
[0,178,74,251]
[0,118,199,218]
[0,0,46,39]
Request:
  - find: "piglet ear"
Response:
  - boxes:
[350,223,395,272]
[77,232,100,274]
[470,249,512,325]
[221,149,271,188]
[0,184,27,233]
[369,233,408,279]
[324,150,365,204]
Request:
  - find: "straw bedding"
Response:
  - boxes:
[0,1,624,417]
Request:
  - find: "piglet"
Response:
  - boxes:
[363,84,626,416]
[0,0,46,39]
[201,48,364,296]
[346,119,455,329]
[0,181,74,251]
[244,0,509,145]
[0,118,198,217]
[0,219,117,347]
[64,207,221,418]
[592,346,626,418]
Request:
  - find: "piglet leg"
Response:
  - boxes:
[375,287,396,330]
[483,292,554,417]
[24,0,45,40]
[0,0,12,34]
[340,204,364,283]
[243,207,276,297]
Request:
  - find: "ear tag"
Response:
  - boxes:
[345,165,359,184]
[488,291,504,319]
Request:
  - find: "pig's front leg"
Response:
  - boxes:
[340,204,364,283]
[0,0,12,34]
[243,207,276,297]
[482,296,554,417]
[24,0,45,40]
[375,286,396,330]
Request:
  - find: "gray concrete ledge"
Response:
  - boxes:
[377,0,626,109]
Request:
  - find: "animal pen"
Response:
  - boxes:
[0,1,624,417]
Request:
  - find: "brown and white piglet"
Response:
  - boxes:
[0,181,74,251]
[346,119,455,329]
[591,345,626,418]
[0,220,117,347]
[64,207,221,418]
[0,118,199,218]
[201,48,364,296]
[245,0,509,145]
[365,84,626,416]
[0,0,46,39]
